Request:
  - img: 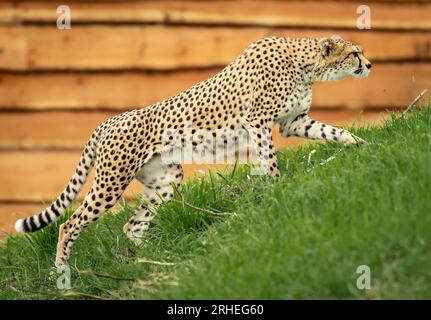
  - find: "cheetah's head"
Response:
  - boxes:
[314,35,371,81]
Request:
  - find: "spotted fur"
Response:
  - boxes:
[14,35,371,267]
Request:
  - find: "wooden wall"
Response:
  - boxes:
[0,0,430,234]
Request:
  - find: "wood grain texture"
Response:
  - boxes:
[0,63,429,110]
[0,111,116,150]
[0,27,27,70]
[0,69,215,109]
[0,3,14,24]
[6,1,431,30]
[0,26,430,71]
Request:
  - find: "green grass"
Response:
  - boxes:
[1,106,430,299]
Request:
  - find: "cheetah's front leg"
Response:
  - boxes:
[246,126,280,178]
[280,114,366,146]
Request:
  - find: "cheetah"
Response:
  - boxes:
[15,35,371,267]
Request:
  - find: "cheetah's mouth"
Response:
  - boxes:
[353,68,369,78]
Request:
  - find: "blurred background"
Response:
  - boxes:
[0,0,430,235]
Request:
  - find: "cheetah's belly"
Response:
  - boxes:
[160,127,250,165]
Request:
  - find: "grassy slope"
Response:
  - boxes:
[0,106,430,299]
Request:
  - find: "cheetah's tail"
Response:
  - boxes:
[14,132,99,233]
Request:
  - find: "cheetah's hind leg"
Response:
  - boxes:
[123,154,184,245]
[54,180,125,268]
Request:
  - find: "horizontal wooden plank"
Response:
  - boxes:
[0,69,214,109]
[0,27,27,70]
[0,3,14,24]
[0,151,235,202]
[0,63,429,110]
[0,109,386,150]
[6,1,431,30]
[1,26,429,71]
[0,109,387,202]
[0,111,115,150]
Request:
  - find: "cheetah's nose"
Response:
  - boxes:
[366,63,372,70]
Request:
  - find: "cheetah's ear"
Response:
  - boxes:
[319,38,336,57]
